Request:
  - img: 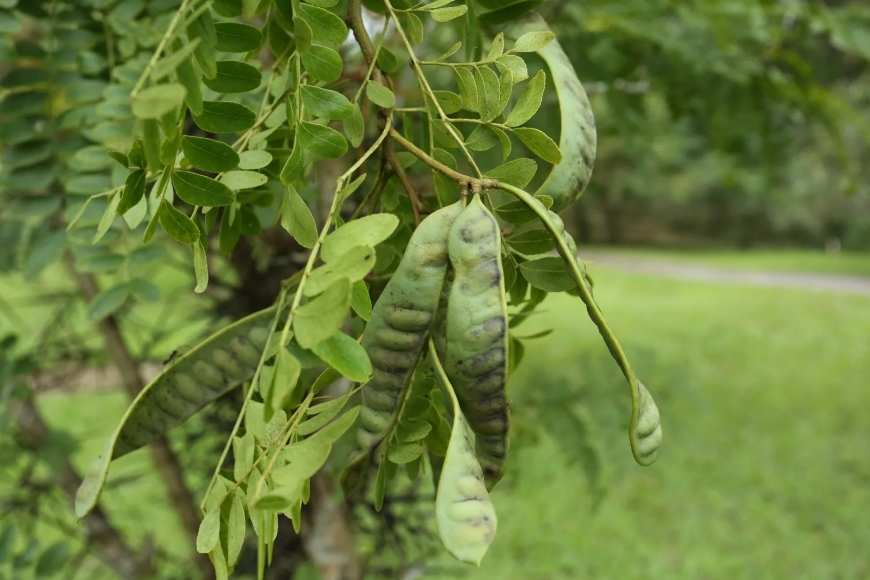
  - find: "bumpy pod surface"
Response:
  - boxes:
[445,195,510,489]
[342,202,463,491]
[75,307,275,518]
[506,13,597,213]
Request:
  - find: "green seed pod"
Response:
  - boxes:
[506,14,597,213]
[341,202,463,493]
[75,307,276,518]
[445,195,510,490]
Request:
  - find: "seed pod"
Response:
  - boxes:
[75,307,276,518]
[505,14,596,213]
[341,202,463,493]
[445,195,510,490]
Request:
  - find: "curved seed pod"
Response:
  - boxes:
[341,202,463,494]
[496,182,663,466]
[445,195,510,490]
[430,340,497,566]
[75,307,277,518]
[505,13,597,213]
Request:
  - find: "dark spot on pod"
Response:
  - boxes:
[460,226,474,243]
[368,345,417,373]
[469,315,506,345]
[478,435,507,459]
[469,412,508,437]
[466,367,505,398]
[383,306,432,332]
[465,347,505,377]
[468,390,508,416]
[374,327,422,351]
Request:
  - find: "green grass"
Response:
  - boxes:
[27,250,870,579]
[580,246,870,277]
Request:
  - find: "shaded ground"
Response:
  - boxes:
[580,249,870,296]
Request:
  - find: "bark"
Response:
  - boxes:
[65,254,214,579]
[302,473,363,580]
[11,396,154,579]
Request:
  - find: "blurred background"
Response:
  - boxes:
[2,0,870,578]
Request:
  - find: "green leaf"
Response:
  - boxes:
[400,12,423,45]
[173,171,236,206]
[238,150,272,170]
[151,38,202,81]
[93,194,121,244]
[159,200,201,244]
[465,124,499,152]
[505,70,545,127]
[214,22,263,52]
[219,206,242,254]
[432,90,461,115]
[298,121,348,159]
[297,3,348,43]
[233,432,255,482]
[193,101,256,133]
[107,150,129,168]
[300,85,353,120]
[193,241,209,293]
[495,54,528,83]
[181,136,240,173]
[279,144,305,184]
[518,256,574,292]
[493,126,512,162]
[454,67,478,111]
[34,542,68,577]
[170,42,203,115]
[128,278,160,302]
[377,47,399,73]
[306,245,375,296]
[132,84,186,119]
[293,278,351,349]
[366,81,395,109]
[117,169,146,216]
[294,17,313,53]
[311,332,372,383]
[485,158,537,188]
[511,31,555,53]
[301,45,343,82]
[196,509,221,554]
[513,127,562,164]
[203,60,262,94]
[87,284,130,321]
[343,102,365,148]
[388,441,424,463]
[24,230,66,281]
[351,280,372,321]
[227,490,246,566]
[430,5,467,22]
[479,0,543,25]
[508,229,556,255]
[269,349,302,415]
[486,32,505,61]
[321,214,399,262]
[476,66,501,122]
[220,170,267,191]
[436,41,462,62]
[281,185,318,248]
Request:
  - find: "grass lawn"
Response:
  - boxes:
[27,250,870,579]
[579,246,870,277]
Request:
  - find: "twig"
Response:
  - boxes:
[388,129,497,190]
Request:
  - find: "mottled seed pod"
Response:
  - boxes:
[341,202,463,493]
[445,195,510,490]
[76,307,276,518]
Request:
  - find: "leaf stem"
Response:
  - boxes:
[130,0,193,97]
[389,129,497,190]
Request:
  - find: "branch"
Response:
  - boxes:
[64,253,214,579]
[11,395,154,579]
[348,0,423,224]
[388,129,498,191]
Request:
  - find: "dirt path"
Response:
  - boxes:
[579,250,870,297]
